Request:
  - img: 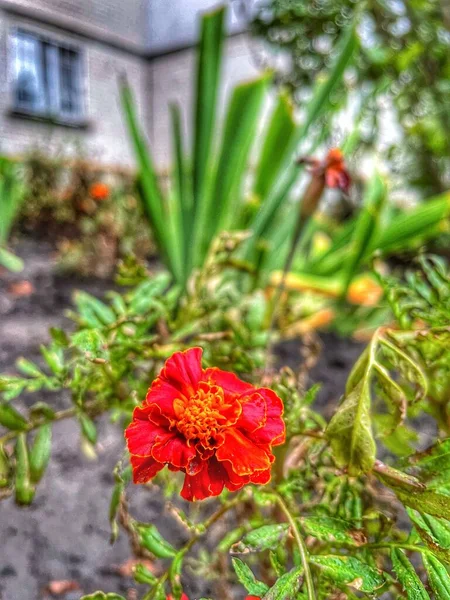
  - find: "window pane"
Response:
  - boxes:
[59,47,81,116]
[12,32,46,112]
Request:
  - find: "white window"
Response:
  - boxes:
[11,30,84,122]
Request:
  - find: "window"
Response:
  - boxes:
[11,30,84,122]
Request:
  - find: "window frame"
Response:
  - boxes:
[9,27,88,127]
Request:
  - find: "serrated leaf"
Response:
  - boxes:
[232,558,269,597]
[326,378,376,476]
[231,523,290,554]
[406,438,450,489]
[391,548,430,599]
[374,362,406,433]
[261,567,303,600]
[310,555,385,593]
[300,516,366,546]
[376,465,450,520]
[423,554,450,598]
[408,510,450,564]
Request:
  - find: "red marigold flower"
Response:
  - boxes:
[89,182,110,201]
[322,148,351,194]
[125,348,285,501]
[166,595,189,600]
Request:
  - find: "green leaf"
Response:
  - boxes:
[73,291,116,326]
[370,193,450,255]
[405,438,450,490]
[391,548,430,599]
[340,172,386,299]
[0,443,11,487]
[211,75,269,234]
[169,102,190,275]
[376,465,450,520]
[253,91,296,201]
[0,403,28,431]
[310,555,385,593]
[192,6,225,208]
[300,516,366,546]
[423,554,450,598]
[137,524,177,559]
[29,423,52,484]
[261,567,303,600]
[50,327,70,347]
[231,523,290,554]
[133,562,157,585]
[40,345,64,375]
[326,377,376,476]
[16,357,44,378]
[78,413,97,445]
[246,24,357,259]
[121,81,179,281]
[0,247,24,272]
[15,433,35,505]
[71,329,108,360]
[408,510,450,563]
[232,557,269,597]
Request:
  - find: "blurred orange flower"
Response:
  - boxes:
[89,182,110,201]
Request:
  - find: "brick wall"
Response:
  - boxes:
[0,1,264,171]
[0,8,150,168]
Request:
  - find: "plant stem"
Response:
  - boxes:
[275,492,317,600]
[363,541,434,557]
[142,491,245,599]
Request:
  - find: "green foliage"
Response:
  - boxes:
[122,5,356,287]
[0,157,26,271]
[251,0,450,195]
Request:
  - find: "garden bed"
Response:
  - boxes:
[0,238,366,599]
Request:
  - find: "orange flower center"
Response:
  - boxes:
[173,381,233,447]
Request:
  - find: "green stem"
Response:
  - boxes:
[143,492,245,600]
[275,492,317,600]
[363,542,434,557]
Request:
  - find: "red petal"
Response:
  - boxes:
[249,388,285,446]
[250,467,272,485]
[221,460,250,492]
[151,435,197,469]
[125,415,172,457]
[237,392,267,433]
[180,457,227,501]
[204,367,254,397]
[216,429,271,476]
[159,347,203,395]
[130,455,164,483]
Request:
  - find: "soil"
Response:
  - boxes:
[0,239,365,600]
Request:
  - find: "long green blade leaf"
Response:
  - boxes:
[192,6,225,206]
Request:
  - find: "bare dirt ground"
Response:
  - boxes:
[0,239,364,600]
